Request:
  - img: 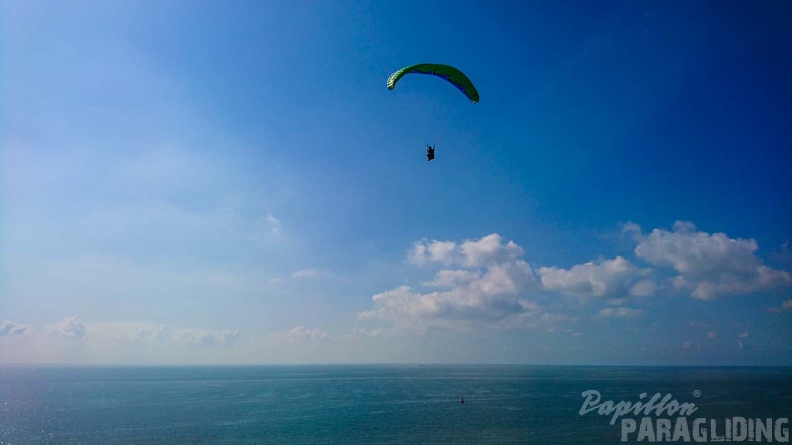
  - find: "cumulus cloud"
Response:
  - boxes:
[360,259,544,330]
[359,286,431,323]
[539,256,651,298]
[423,269,481,288]
[408,234,523,268]
[596,307,645,319]
[49,316,87,339]
[621,221,643,241]
[360,234,575,331]
[458,234,524,267]
[0,321,30,336]
[633,221,791,299]
[275,326,329,342]
[363,226,790,333]
[629,279,658,297]
[409,240,456,265]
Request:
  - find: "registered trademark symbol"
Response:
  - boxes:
[693,390,701,397]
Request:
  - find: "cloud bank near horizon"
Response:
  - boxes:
[359,222,791,332]
[3,221,789,365]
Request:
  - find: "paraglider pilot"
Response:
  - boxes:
[426,144,435,161]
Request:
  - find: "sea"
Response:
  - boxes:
[1,365,790,444]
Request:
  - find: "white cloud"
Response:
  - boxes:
[359,286,432,322]
[739,332,750,338]
[634,221,791,299]
[363,234,547,330]
[423,269,481,288]
[360,259,542,330]
[363,226,790,334]
[539,256,650,298]
[409,240,456,266]
[629,279,657,297]
[360,237,569,331]
[596,307,645,319]
[274,326,329,342]
[48,316,87,339]
[458,234,524,267]
[0,321,30,336]
[621,221,643,241]
[473,261,536,296]
[408,233,523,268]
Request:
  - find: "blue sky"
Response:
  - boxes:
[1,0,790,365]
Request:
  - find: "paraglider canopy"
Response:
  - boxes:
[387,63,479,104]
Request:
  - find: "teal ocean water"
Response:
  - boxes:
[1,365,790,444]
